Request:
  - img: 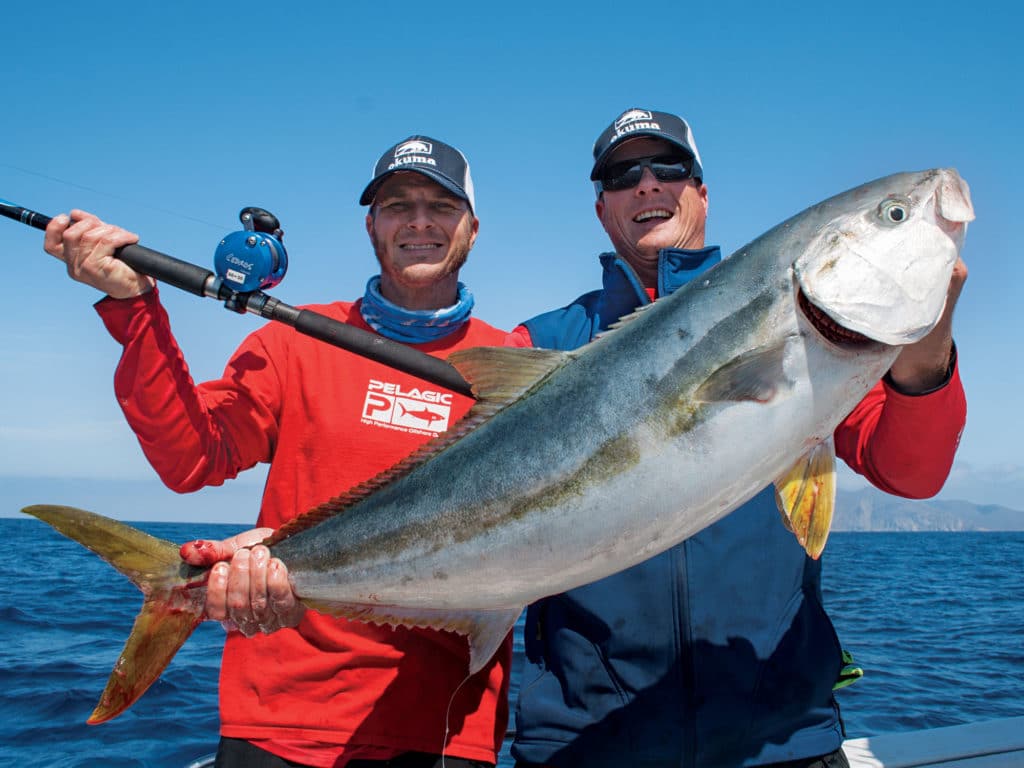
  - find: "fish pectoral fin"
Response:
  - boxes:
[694,338,794,404]
[447,347,572,405]
[302,600,520,674]
[773,438,836,559]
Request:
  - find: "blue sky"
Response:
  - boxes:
[1,1,1020,522]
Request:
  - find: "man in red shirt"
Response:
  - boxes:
[43,136,511,768]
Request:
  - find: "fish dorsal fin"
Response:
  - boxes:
[268,346,571,547]
[694,337,795,404]
[447,346,572,402]
[601,300,657,336]
[774,437,836,559]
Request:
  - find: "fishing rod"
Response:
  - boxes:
[0,199,475,399]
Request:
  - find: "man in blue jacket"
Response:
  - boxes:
[504,108,967,767]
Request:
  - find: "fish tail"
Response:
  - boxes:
[21,504,208,724]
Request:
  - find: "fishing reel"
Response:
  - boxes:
[213,207,288,307]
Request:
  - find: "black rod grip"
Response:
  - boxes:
[114,243,215,298]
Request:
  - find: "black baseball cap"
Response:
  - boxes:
[590,108,704,183]
[359,136,476,212]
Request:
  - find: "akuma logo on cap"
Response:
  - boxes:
[614,109,653,131]
[612,109,661,142]
[388,139,438,171]
[395,140,433,158]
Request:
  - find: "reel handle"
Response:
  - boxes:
[240,207,282,237]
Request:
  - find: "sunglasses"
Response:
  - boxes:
[599,154,695,192]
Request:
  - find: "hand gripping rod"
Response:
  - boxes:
[1,200,475,398]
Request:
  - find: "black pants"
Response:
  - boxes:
[761,748,850,768]
[513,747,849,768]
[215,737,493,768]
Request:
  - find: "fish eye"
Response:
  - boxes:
[878,197,911,225]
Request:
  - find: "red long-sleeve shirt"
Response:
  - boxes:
[97,288,510,767]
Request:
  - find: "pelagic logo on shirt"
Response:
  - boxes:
[361,378,453,435]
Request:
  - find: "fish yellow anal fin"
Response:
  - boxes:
[447,347,572,405]
[773,438,836,559]
[302,600,520,675]
[694,338,794,404]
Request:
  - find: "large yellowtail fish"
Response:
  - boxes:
[25,168,973,724]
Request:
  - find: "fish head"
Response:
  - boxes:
[793,168,973,347]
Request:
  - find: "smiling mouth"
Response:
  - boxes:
[634,209,672,223]
[797,289,872,347]
[400,243,443,251]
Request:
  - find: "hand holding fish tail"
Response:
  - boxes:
[888,256,968,393]
[179,526,276,566]
[43,209,154,299]
[181,528,304,634]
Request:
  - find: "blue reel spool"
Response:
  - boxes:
[213,207,288,293]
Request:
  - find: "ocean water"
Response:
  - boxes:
[2,518,1022,768]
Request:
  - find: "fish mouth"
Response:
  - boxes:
[797,289,873,347]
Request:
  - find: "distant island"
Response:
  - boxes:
[835,487,1024,531]
[3,476,1022,531]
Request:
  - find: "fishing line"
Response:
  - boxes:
[0,162,228,232]
[441,671,474,768]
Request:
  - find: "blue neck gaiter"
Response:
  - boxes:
[359,275,474,344]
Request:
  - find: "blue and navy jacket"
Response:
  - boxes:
[511,248,846,768]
